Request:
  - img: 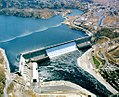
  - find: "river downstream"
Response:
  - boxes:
[38,50,111,96]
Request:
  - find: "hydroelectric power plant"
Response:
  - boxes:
[0,10,113,96]
[18,35,112,96]
[21,36,91,63]
[19,36,91,81]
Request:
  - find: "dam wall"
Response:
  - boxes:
[19,36,92,77]
[22,36,91,62]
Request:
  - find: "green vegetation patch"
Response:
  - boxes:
[95,28,119,40]
[0,52,4,64]
[0,83,4,97]
[102,60,106,65]
[98,50,104,58]
[0,59,3,64]
[100,69,119,91]
[7,82,14,94]
[0,66,5,97]
[92,56,100,68]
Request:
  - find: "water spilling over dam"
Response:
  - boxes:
[22,36,91,62]
[46,42,78,59]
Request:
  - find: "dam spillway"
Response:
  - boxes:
[19,36,92,84]
[19,36,92,86]
[22,36,91,62]
[46,42,78,59]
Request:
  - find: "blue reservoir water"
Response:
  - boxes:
[0,10,87,72]
[67,9,84,16]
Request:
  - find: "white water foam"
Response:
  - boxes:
[0,23,62,44]
[46,42,78,59]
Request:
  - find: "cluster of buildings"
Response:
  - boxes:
[73,1,119,32]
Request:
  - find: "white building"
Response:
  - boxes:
[32,62,39,82]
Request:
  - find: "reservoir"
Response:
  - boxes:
[67,9,84,16]
[0,9,111,96]
[0,10,87,72]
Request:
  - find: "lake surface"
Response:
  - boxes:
[67,9,84,16]
[0,9,111,96]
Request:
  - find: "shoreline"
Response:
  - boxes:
[63,15,93,36]
[77,48,118,94]
[0,8,57,19]
[39,80,96,97]
[0,13,57,20]
[0,48,10,76]
[0,48,11,97]
[0,9,78,20]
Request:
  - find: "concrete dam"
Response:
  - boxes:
[21,36,91,62]
[19,36,91,81]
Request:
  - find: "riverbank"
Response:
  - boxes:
[0,48,9,97]
[9,79,96,97]
[0,8,57,19]
[0,49,6,97]
[63,15,93,36]
[77,48,118,94]
[0,48,12,97]
[0,8,73,19]
[39,80,96,97]
[0,48,10,79]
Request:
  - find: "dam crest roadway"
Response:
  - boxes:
[21,36,91,63]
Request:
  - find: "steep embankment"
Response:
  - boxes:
[0,49,6,97]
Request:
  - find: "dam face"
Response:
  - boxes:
[46,42,78,59]
[22,36,91,63]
